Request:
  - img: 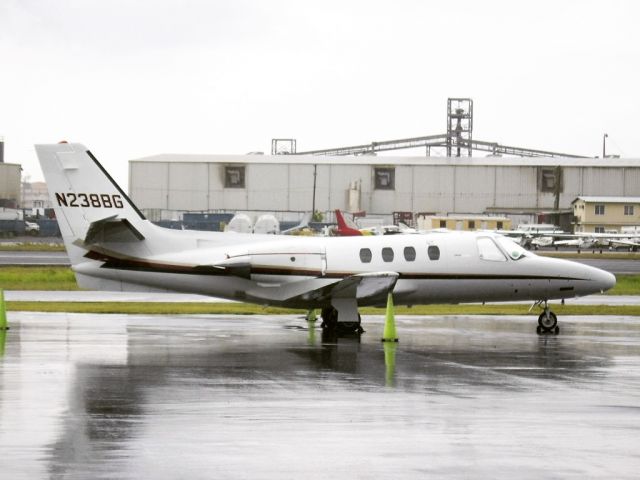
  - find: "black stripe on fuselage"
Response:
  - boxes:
[85,250,585,282]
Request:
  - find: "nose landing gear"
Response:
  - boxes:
[533,300,560,335]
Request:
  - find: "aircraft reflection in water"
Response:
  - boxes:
[37,143,615,335]
[41,314,617,478]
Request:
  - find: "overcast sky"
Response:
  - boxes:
[1,0,639,188]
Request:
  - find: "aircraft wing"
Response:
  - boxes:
[608,238,640,248]
[246,271,399,304]
[281,212,312,235]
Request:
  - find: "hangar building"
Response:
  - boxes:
[129,153,640,228]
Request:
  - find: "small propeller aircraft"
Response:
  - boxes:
[36,143,616,336]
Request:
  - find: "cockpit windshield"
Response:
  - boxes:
[496,236,527,260]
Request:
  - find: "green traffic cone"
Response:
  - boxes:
[381,292,398,342]
[384,342,397,387]
[306,309,317,322]
[0,289,8,331]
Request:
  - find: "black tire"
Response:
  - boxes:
[321,307,338,330]
[538,311,558,330]
[554,326,560,335]
[536,325,543,335]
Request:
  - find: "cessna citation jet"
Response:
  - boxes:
[36,143,616,335]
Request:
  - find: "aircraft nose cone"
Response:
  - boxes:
[597,269,616,293]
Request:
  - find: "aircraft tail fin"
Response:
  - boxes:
[35,143,150,265]
[334,209,362,236]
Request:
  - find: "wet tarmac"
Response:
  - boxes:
[0,251,69,266]
[1,313,640,479]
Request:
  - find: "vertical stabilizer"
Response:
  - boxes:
[35,143,148,264]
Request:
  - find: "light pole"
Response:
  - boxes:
[311,164,317,217]
[603,133,608,159]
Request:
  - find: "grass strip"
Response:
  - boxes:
[0,266,78,290]
[7,301,640,316]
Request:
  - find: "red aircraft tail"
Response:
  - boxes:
[334,209,363,236]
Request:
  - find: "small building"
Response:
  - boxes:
[21,181,52,210]
[417,215,511,231]
[572,196,640,233]
[0,163,22,209]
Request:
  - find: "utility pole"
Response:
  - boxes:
[603,133,608,159]
[311,164,317,216]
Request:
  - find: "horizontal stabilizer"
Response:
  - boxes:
[84,215,145,245]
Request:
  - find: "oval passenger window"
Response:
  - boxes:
[404,246,416,261]
[359,248,372,263]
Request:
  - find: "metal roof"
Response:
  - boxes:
[130,153,640,168]
[572,196,640,204]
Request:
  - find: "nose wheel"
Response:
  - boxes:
[533,300,560,335]
[536,303,559,335]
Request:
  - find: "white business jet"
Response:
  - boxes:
[36,143,616,335]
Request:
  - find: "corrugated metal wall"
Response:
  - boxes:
[129,160,640,215]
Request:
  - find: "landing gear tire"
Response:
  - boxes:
[321,307,338,330]
[537,310,558,334]
[321,308,363,334]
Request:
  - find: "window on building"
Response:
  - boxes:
[439,220,447,228]
[427,245,440,261]
[374,167,395,190]
[381,247,394,262]
[403,246,416,262]
[497,221,504,230]
[359,248,372,263]
[595,204,605,215]
[624,205,634,216]
[224,166,245,188]
[468,220,476,230]
[538,167,562,193]
[595,226,605,233]
[477,237,507,262]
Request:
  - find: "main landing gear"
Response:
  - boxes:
[321,307,364,335]
[534,300,560,335]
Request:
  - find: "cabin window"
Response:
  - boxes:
[359,248,372,263]
[382,247,394,262]
[594,204,605,215]
[224,166,245,188]
[403,246,416,261]
[496,236,527,260]
[477,237,507,262]
[427,245,440,261]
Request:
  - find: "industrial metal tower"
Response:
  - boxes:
[446,98,473,157]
